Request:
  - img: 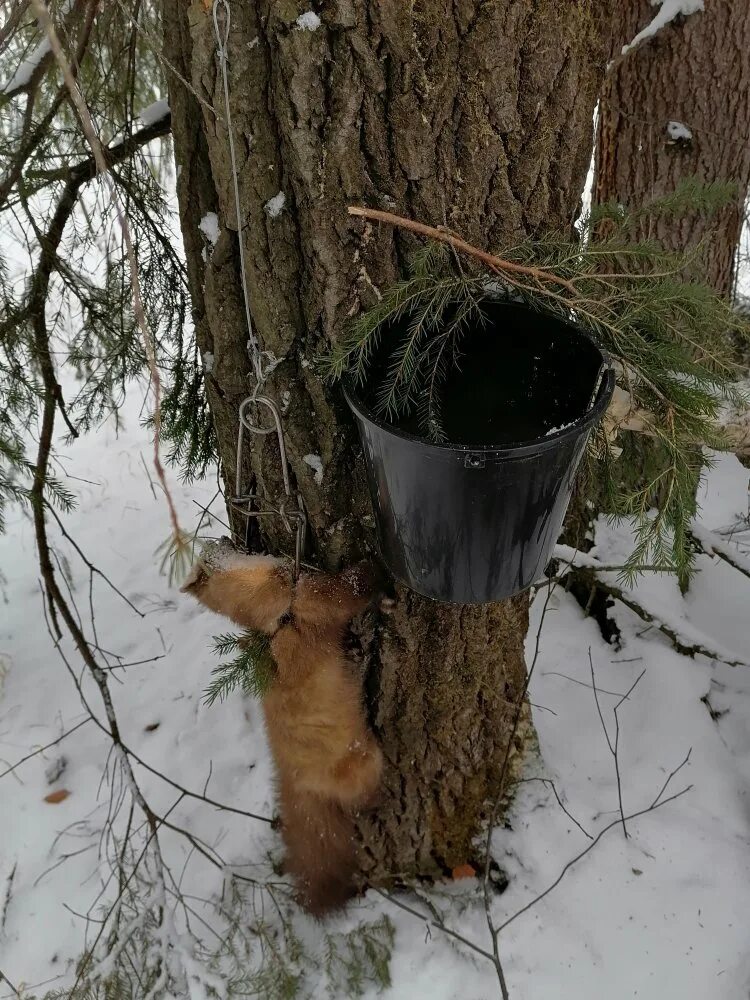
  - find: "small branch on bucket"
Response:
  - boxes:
[347,206,577,294]
[348,208,750,462]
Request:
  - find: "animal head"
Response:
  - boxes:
[181,539,293,635]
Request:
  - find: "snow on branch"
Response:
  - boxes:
[137,97,170,127]
[2,35,51,93]
[1,0,73,96]
[621,0,704,57]
[553,545,750,668]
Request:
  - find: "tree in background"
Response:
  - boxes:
[597,0,750,297]
[575,0,750,578]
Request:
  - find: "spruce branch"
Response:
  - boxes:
[29,0,185,551]
[348,206,577,293]
[203,630,276,706]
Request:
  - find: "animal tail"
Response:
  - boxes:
[279,786,359,917]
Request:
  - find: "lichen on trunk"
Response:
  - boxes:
[163,0,610,883]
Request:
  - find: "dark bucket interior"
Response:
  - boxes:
[358,299,606,447]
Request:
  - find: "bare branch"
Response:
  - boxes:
[513,777,593,841]
[372,888,496,964]
[496,784,693,933]
[651,748,692,809]
[0,717,92,781]
[589,650,646,838]
[0,967,22,998]
[348,205,577,294]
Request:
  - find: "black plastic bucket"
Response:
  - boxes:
[344,300,615,604]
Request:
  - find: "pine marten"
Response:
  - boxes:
[182,541,384,915]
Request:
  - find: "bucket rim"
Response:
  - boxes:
[343,318,615,457]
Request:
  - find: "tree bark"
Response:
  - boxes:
[163,0,610,884]
[597,0,750,297]
[580,2,750,572]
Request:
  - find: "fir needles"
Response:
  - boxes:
[203,630,276,706]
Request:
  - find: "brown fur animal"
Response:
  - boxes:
[182,542,383,915]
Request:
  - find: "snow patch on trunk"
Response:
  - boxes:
[264,192,286,218]
[666,120,693,141]
[295,11,322,31]
[303,454,324,484]
[199,212,220,246]
[622,0,704,55]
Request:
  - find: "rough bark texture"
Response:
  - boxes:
[579,1,750,566]
[597,0,750,296]
[163,0,610,883]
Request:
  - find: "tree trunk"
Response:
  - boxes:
[163,0,610,884]
[597,0,750,297]
[580,1,750,574]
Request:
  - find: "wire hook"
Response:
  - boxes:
[234,394,305,581]
[212,0,231,60]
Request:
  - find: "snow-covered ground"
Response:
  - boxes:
[1,388,749,998]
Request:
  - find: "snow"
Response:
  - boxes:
[2,37,51,94]
[137,98,170,127]
[1,0,74,94]
[2,401,749,995]
[295,11,322,31]
[264,191,286,218]
[202,350,215,373]
[622,0,704,56]
[667,119,693,141]
[545,420,575,436]
[303,453,324,484]
[690,521,750,577]
[198,211,220,246]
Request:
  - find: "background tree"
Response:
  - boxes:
[571,0,750,573]
[597,0,750,297]
[163,0,612,884]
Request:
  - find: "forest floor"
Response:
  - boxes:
[1,385,749,1000]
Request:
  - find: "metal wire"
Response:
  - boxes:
[212,0,262,386]
[213,1,306,580]
[237,397,292,496]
